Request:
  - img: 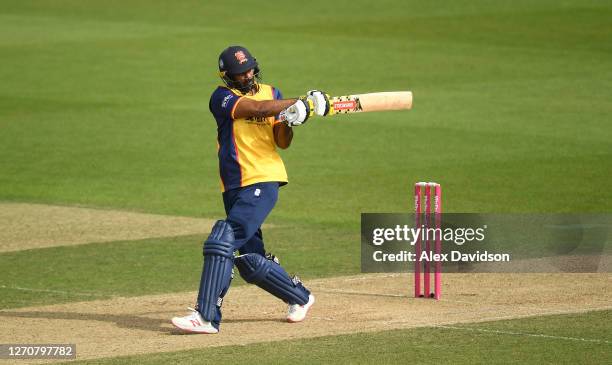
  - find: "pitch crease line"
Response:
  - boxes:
[436,325,612,344]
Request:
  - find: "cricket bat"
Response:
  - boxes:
[330,91,413,114]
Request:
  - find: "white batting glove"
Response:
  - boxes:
[307,90,331,116]
[280,98,314,127]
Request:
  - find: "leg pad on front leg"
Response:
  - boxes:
[235,253,310,305]
[197,220,235,322]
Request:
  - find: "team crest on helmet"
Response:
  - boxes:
[219,59,224,68]
[234,51,248,64]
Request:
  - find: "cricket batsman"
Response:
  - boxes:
[171,46,330,333]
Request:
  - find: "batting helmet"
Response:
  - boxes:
[218,46,261,93]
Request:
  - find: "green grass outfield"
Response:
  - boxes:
[1,0,610,363]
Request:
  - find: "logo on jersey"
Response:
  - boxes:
[246,116,269,124]
[222,94,233,108]
[234,51,248,64]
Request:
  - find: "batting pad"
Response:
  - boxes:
[197,220,235,322]
[235,253,310,305]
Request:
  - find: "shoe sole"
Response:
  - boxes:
[287,295,315,323]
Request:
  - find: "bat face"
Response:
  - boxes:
[330,91,412,115]
[280,91,412,124]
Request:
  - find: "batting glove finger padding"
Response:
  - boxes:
[280,98,314,126]
[307,90,331,116]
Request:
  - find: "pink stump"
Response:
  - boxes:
[424,184,431,297]
[414,184,422,298]
[434,184,442,300]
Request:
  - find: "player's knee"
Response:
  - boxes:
[203,220,235,257]
[226,218,248,241]
[235,253,309,305]
[234,253,271,284]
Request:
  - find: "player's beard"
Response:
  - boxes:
[235,77,257,95]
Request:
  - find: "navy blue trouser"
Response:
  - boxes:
[196,182,280,329]
[223,182,279,253]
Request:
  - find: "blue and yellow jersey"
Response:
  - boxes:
[209,84,287,192]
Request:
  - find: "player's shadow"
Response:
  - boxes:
[0,310,174,333]
[223,318,285,324]
[0,310,284,335]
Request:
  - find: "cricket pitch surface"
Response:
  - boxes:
[1,273,610,363]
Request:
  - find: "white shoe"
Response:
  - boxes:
[171,308,218,334]
[287,294,315,323]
